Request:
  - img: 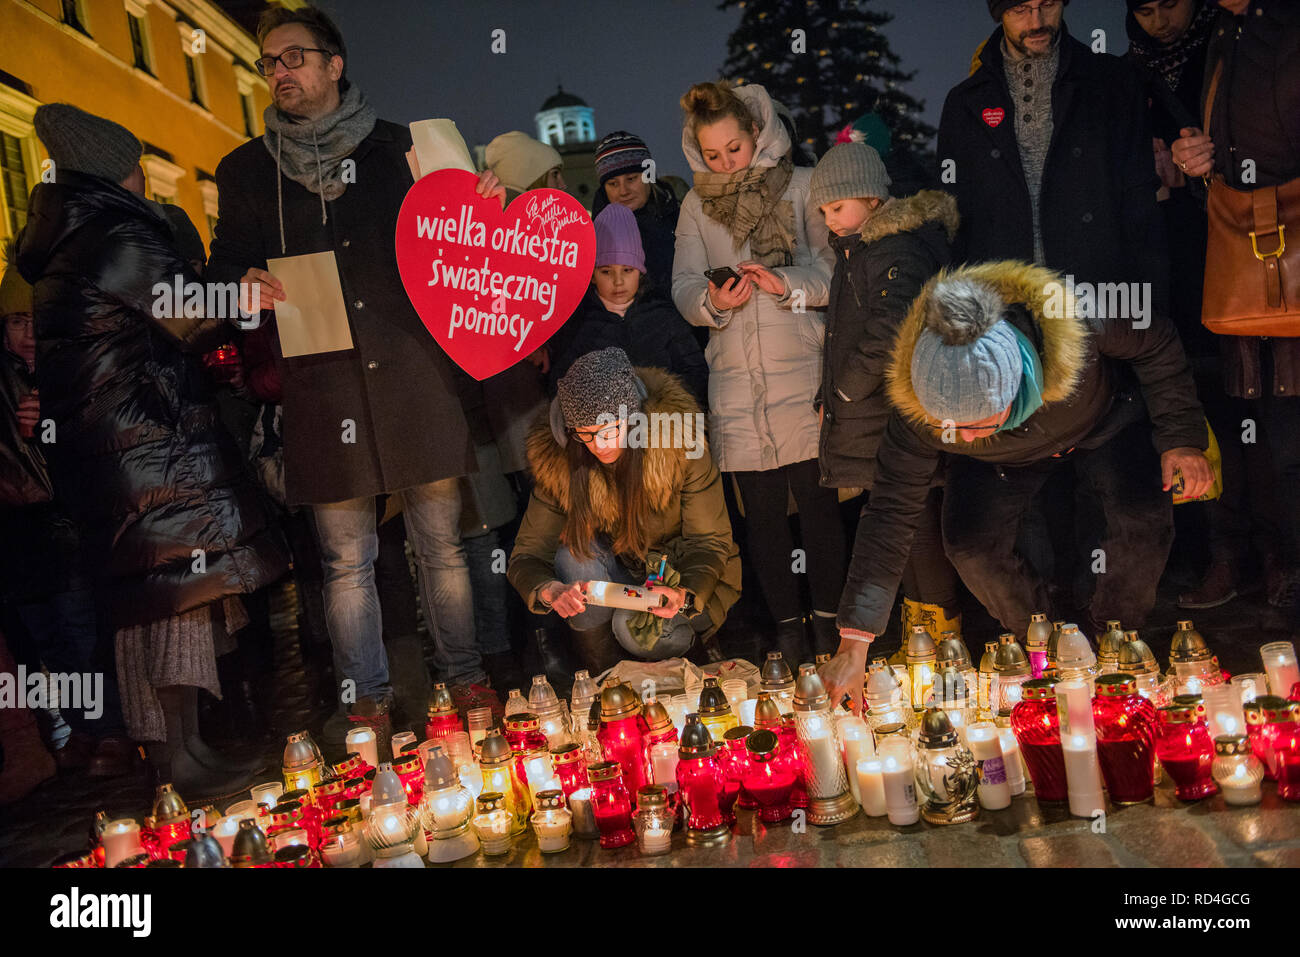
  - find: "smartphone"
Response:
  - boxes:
[705,265,744,288]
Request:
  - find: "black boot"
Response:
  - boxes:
[152,687,258,800]
[568,621,622,677]
[809,612,840,658]
[182,687,267,776]
[534,625,573,693]
[774,616,812,671]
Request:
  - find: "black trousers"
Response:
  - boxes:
[732,459,847,623]
[898,487,961,613]
[941,422,1174,638]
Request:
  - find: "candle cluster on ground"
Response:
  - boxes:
[49,632,1300,869]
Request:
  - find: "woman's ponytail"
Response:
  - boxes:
[680,80,756,140]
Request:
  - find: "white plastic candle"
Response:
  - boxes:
[856,757,888,817]
[1062,732,1105,818]
[102,819,142,868]
[524,753,556,802]
[250,781,283,811]
[649,741,679,792]
[568,788,599,838]
[966,722,1011,810]
[1203,683,1246,738]
[722,679,749,717]
[1231,673,1265,705]
[532,812,571,852]
[802,718,844,798]
[459,762,483,798]
[212,815,244,856]
[639,824,672,854]
[1261,642,1299,698]
[345,727,379,768]
[996,728,1027,795]
[390,731,417,760]
[880,751,919,826]
[738,698,758,728]
[839,718,875,804]
[1218,758,1263,806]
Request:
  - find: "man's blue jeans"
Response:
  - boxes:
[554,543,696,660]
[312,478,484,701]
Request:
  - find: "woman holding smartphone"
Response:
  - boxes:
[671,80,845,665]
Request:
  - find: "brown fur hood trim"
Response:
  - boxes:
[526,366,706,528]
[885,259,1090,428]
[858,190,960,246]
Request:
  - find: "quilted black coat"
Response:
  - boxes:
[16,169,288,629]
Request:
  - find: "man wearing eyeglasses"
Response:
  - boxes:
[206,6,507,747]
[821,260,1211,713]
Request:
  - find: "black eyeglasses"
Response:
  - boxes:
[571,423,622,445]
[254,47,334,77]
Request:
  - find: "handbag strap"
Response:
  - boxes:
[1251,186,1285,308]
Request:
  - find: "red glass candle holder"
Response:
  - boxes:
[1010,678,1068,802]
[597,689,650,800]
[743,729,795,822]
[274,844,321,868]
[1264,698,1300,801]
[52,849,100,868]
[392,753,424,806]
[779,715,810,808]
[1093,674,1158,804]
[723,727,757,811]
[552,742,589,799]
[504,712,549,799]
[1155,705,1218,800]
[587,761,636,849]
[426,682,462,741]
[334,754,365,779]
[676,716,730,843]
[314,776,346,816]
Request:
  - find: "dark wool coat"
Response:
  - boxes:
[836,260,1206,636]
[548,287,709,408]
[592,183,681,301]
[508,367,741,636]
[817,190,957,489]
[938,27,1170,312]
[205,119,476,505]
[15,170,288,628]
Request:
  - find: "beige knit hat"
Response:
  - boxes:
[484,131,562,194]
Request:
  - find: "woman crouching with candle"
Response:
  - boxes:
[508,347,741,673]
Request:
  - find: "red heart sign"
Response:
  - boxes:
[982,107,1005,128]
[395,168,596,380]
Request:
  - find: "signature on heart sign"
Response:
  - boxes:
[395,168,596,380]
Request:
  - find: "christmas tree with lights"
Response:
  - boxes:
[719,0,934,164]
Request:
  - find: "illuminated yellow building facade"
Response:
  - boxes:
[0,0,300,276]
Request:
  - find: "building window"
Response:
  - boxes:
[241,91,257,137]
[61,0,90,36]
[127,13,153,74]
[185,55,205,107]
[1,131,31,235]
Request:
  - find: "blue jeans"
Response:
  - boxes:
[554,543,695,660]
[465,529,512,655]
[312,478,483,701]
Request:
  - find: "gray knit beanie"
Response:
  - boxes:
[33,103,142,184]
[808,142,891,213]
[910,278,1023,425]
[557,347,643,431]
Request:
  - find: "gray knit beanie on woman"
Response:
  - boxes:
[557,347,643,431]
[808,142,891,213]
[33,103,142,184]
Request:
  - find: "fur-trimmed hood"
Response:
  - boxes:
[886,260,1090,431]
[857,190,960,247]
[526,365,705,530]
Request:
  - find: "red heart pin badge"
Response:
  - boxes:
[982,107,1005,128]
[395,168,596,381]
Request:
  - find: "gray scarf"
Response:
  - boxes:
[262,84,377,253]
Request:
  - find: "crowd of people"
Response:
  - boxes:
[0,0,1296,804]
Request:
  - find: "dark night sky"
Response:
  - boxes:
[318,0,1130,181]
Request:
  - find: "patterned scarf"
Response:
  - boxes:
[1126,1,1218,94]
[692,155,796,268]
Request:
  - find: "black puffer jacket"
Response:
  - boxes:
[16,170,288,629]
[548,287,708,407]
[592,183,680,301]
[837,260,1206,636]
[817,191,957,489]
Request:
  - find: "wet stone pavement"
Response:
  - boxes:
[1,576,1298,868]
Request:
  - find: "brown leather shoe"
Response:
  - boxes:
[1178,561,1239,610]
[53,731,95,773]
[87,734,142,779]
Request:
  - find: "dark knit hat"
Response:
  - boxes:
[595,131,652,187]
[33,103,142,183]
[557,347,642,431]
[989,0,1068,19]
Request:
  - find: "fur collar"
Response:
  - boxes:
[885,259,1090,430]
[858,190,960,246]
[526,366,705,528]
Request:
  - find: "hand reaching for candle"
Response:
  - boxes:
[819,631,874,715]
[539,579,587,618]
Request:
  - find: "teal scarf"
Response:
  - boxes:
[995,326,1044,433]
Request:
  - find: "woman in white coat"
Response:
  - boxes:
[672,80,846,664]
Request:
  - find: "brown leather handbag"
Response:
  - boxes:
[1200,62,1300,337]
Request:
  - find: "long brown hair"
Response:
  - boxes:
[562,438,653,562]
